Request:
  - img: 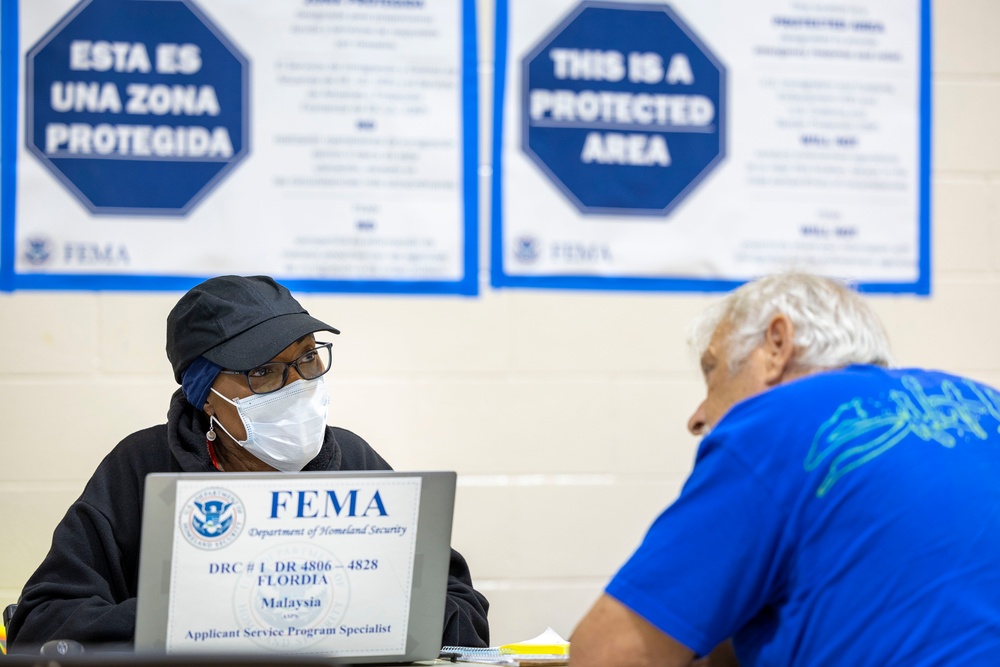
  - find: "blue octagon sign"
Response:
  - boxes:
[522,1,725,216]
[26,0,249,216]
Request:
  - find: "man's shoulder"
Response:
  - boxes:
[711,367,902,434]
[719,366,994,437]
[748,365,960,406]
[778,365,992,404]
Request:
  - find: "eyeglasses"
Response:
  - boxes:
[219,342,333,395]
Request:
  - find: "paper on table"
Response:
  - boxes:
[500,627,570,655]
[441,627,570,665]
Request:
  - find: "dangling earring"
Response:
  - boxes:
[206,420,217,442]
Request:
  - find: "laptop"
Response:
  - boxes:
[135,470,457,664]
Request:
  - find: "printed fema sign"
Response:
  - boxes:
[25,0,249,215]
[167,477,422,656]
[521,1,725,215]
[494,0,930,293]
[5,1,475,294]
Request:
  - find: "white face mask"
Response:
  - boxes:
[210,378,329,472]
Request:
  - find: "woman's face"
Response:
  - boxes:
[203,334,317,471]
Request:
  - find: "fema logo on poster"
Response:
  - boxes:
[180,487,246,550]
[522,1,726,216]
[25,0,250,216]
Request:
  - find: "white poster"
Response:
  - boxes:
[168,476,421,656]
[492,0,930,293]
[2,0,478,294]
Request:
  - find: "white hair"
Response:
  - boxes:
[689,272,894,374]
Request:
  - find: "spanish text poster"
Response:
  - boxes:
[492,0,930,293]
[2,0,477,294]
[168,476,421,656]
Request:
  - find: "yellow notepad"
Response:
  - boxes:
[441,628,570,664]
[499,627,570,656]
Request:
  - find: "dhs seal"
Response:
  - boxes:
[513,236,539,264]
[23,237,54,266]
[179,488,245,550]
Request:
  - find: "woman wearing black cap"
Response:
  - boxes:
[7,275,490,653]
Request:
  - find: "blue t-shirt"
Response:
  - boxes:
[606,366,1000,666]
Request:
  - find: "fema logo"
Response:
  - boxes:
[23,237,55,265]
[522,1,726,216]
[179,487,245,550]
[513,236,540,263]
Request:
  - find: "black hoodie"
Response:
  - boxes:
[8,389,489,652]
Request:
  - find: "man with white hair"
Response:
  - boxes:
[570,272,1000,667]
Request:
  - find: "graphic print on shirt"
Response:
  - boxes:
[804,376,1000,497]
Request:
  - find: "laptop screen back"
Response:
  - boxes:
[135,470,456,664]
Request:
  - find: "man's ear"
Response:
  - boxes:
[762,314,796,385]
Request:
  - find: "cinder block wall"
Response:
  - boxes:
[2,0,998,645]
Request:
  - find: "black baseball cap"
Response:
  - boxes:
[166,275,339,383]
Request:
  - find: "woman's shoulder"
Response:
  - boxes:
[85,424,174,488]
[329,426,393,471]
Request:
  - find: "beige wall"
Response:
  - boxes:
[2,0,999,646]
